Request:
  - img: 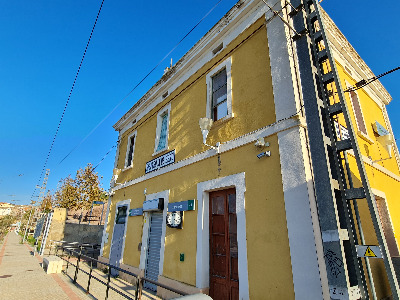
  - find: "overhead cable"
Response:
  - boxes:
[30,0,105,200]
[58,0,224,164]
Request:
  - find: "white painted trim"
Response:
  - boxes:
[112,116,303,193]
[100,196,112,257]
[139,190,169,277]
[277,126,325,299]
[124,130,137,168]
[267,7,327,298]
[205,56,233,121]
[110,199,131,265]
[348,150,400,182]
[153,103,171,155]
[196,172,249,300]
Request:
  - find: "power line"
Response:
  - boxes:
[58,0,225,164]
[344,66,400,92]
[30,0,105,200]
[93,142,118,171]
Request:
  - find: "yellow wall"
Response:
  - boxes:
[104,17,296,299]
[116,18,275,184]
[104,141,294,298]
[334,62,400,298]
[336,62,400,246]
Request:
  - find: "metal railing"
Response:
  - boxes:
[53,244,188,300]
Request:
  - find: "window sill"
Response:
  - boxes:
[152,147,170,157]
[212,113,234,128]
[357,131,374,145]
[122,165,133,172]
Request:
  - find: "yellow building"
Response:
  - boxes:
[99,1,400,299]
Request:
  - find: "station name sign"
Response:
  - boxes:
[167,200,195,212]
[145,150,175,174]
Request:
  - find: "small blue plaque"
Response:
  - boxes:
[168,200,195,212]
[129,208,143,217]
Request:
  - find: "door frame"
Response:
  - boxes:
[110,199,131,265]
[139,190,169,277]
[196,172,249,300]
[372,188,400,255]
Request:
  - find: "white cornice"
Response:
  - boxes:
[320,8,391,105]
[113,0,269,133]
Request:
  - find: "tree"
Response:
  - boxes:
[40,190,53,213]
[54,176,79,209]
[53,163,106,210]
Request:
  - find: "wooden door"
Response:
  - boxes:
[209,188,239,300]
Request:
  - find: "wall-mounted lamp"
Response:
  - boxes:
[373,134,393,162]
[255,137,270,148]
[199,117,220,153]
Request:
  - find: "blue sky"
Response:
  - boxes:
[0,0,399,206]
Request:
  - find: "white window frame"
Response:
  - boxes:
[124,130,137,169]
[206,56,233,122]
[153,103,171,156]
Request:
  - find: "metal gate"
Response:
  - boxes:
[144,212,163,291]
[110,206,127,276]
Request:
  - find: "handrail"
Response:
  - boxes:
[54,244,188,300]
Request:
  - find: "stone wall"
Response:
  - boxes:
[44,208,103,252]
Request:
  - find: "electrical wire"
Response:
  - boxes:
[120,20,269,140]
[93,142,118,171]
[58,0,224,165]
[344,66,400,93]
[29,0,105,200]
[72,1,283,173]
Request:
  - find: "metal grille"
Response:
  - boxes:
[144,212,163,291]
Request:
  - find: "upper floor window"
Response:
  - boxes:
[349,89,368,135]
[124,131,136,168]
[154,103,171,155]
[206,57,232,122]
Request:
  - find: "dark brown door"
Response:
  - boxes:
[209,188,239,300]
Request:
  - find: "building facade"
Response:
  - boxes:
[99,1,400,299]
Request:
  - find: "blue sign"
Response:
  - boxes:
[145,150,175,174]
[129,208,143,216]
[168,200,195,212]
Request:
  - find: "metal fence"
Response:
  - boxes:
[53,244,188,300]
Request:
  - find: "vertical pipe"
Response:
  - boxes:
[74,252,81,284]
[87,257,93,294]
[105,265,111,300]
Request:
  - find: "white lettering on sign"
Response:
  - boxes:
[145,150,175,173]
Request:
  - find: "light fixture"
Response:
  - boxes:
[255,137,270,148]
[199,117,220,153]
[373,134,393,162]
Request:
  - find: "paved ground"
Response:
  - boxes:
[0,232,159,300]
